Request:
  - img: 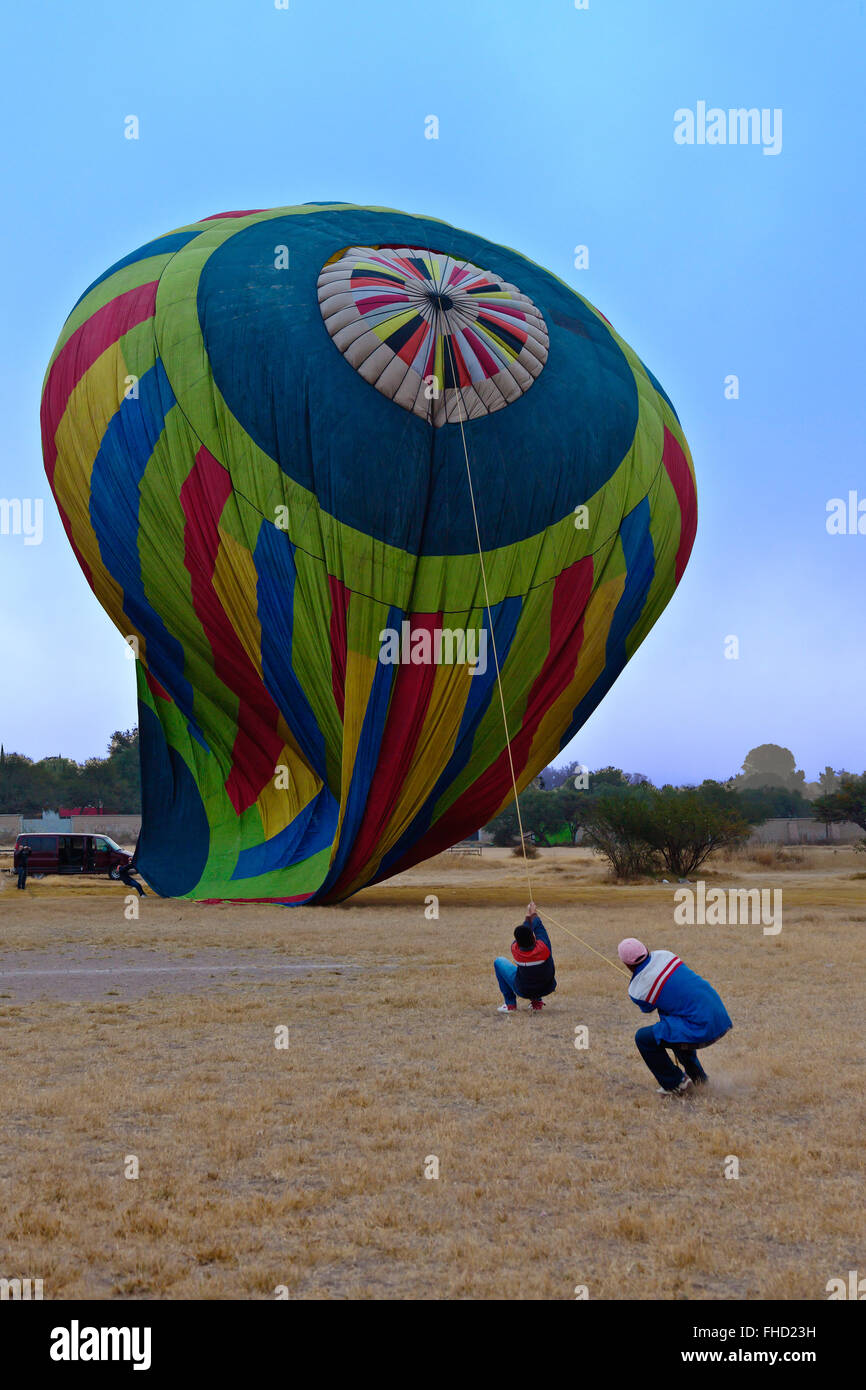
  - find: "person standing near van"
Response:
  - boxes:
[16,843,31,889]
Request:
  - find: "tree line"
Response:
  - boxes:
[487,760,866,878]
[0,730,141,816]
[2,732,863,878]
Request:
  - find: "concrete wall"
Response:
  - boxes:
[3,812,141,845]
[748,817,862,845]
[70,815,141,845]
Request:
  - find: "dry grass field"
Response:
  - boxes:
[0,845,863,1300]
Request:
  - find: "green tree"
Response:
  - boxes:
[590,766,629,790]
[642,787,752,876]
[736,785,814,820]
[813,773,866,833]
[580,787,660,877]
[582,784,753,879]
[515,788,561,846]
[487,804,520,847]
[0,729,141,815]
[550,784,590,844]
[0,752,39,814]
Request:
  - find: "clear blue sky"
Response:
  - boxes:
[1,0,863,784]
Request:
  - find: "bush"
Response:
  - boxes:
[511,839,539,859]
[644,786,752,876]
[580,790,662,877]
[582,785,752,878]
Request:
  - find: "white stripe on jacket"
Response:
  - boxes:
[628,950,683,1006]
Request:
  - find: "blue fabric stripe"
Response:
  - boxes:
[136,701,210,897]
[254,523,329,780]
[231,783,337,879]
[89,361,200,735]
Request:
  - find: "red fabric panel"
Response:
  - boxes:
[180,446,285,814]
[144,668,171,701]
[329,614,441,893]
[661,427,698,584]
[511,941,550,963]
[41,281,159,480]
[201,209,266,221]
[40,281,160,592]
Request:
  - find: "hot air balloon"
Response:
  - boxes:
[41,203,696,902]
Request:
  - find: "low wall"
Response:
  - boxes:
[748,817,862,845]
[71,815,141,845]
[4,813,141,845]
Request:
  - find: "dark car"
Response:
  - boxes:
[13,832,131,879]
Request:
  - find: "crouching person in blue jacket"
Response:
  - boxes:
[617,937,732,1095]
[494,902,556,1012]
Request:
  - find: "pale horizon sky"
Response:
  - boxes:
[1,0,864,786]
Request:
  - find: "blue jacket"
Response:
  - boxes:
[628,950,731,1045]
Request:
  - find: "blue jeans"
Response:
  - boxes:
[494,957,521,1005]
[635,1026,709,1090]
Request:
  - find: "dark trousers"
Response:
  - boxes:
[635,1026,709,1090]
[17,866,27,889]
[119,870,145,897]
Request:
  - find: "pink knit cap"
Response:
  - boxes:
[617,937,648,965]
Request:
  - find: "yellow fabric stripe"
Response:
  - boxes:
[51,346,129,633]
[261,740,320,839]
[333,647,378,860]
[210,529,262,670]
[433,334,444,392]
[372,306,418,341]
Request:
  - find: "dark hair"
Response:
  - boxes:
[514,923,536,950]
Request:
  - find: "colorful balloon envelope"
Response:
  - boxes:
[41,203,697,902]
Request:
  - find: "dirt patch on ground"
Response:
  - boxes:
[0,947,354,1002]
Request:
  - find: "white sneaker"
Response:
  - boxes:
[497,1003,517,1013]
[657,1075,693,1097]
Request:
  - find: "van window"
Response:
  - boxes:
[33,835,58,852]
